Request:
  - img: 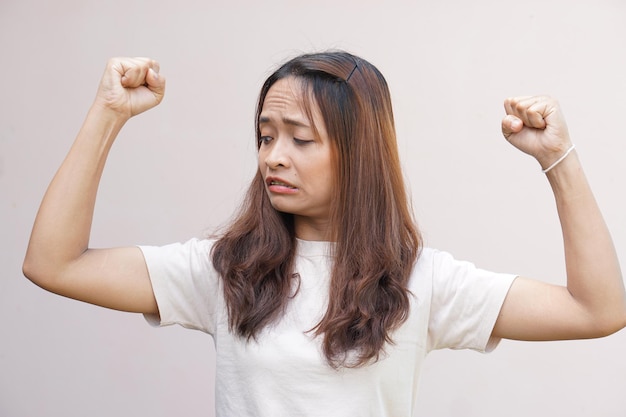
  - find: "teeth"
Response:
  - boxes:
[271,181,295,188]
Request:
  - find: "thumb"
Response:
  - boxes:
[127,65,166,117]
[145,68,166,105]
[501,115,523,140]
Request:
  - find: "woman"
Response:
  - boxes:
[23,51,626,416]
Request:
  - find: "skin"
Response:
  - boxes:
[258,77,335,241]
[22,57,161,315]
[494,97,626,340]
[22,57,626,342]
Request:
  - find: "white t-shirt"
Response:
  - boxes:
[140,238,516,417]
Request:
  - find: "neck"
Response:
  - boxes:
[294,215,333,241]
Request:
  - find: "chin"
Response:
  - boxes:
[268,200,296,216]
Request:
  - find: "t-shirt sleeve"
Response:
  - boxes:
[138,238,219,335]
[427,249,517,353]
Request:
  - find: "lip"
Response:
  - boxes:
[265,176,299,193]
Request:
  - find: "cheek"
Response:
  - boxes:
[257,151,266,172]
[317,162,336,197]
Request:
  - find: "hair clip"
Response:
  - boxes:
[346,61,359,82]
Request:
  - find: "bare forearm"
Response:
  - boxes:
[23,57,164,313]
[23,105,127,283]
[547,150,626,333]
[495,96,626,340]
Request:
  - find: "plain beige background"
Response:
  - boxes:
[1,1,625,416]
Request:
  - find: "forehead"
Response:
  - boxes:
[259,76,327,138]
[261,77,308,115]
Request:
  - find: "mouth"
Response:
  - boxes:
[269,180,296,188]
[266,177,298,192]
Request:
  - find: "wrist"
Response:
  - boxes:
[90,100,132,125]
[75,103,128,151]
[544,148,585,192]
[541,144,577,174]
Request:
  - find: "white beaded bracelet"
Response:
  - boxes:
[542,144,576,173]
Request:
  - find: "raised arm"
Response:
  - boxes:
[22,57,165,314]
[492,96,626,341]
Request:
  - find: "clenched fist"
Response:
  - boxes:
[502,96,573,172]
[93,57,166,120]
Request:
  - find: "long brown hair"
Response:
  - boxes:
[212,51,421,368]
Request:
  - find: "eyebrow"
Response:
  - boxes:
[258,115,311,128]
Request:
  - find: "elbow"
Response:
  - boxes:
[22,252,57,291]
[608,309,626,336]
[589,308,626,338]
[603,295,626,337]
[596,320,626,339]
[22,255,43,286]
[23,252,36,281]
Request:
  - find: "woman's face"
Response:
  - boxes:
[258,77,335,239]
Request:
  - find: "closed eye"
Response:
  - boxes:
[294,138,314,145]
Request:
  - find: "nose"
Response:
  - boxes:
[263,138,290,169]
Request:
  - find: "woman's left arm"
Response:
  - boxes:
[492,96,626,341]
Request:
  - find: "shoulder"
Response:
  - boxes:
[139,238,217,275]
[410,247,515,293]
[140,237,215,254]
[413,247,495,278]
[410,247,452,278]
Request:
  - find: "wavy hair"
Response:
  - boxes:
[211,51,421,368]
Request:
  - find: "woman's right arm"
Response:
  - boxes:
[22,57,166,314]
